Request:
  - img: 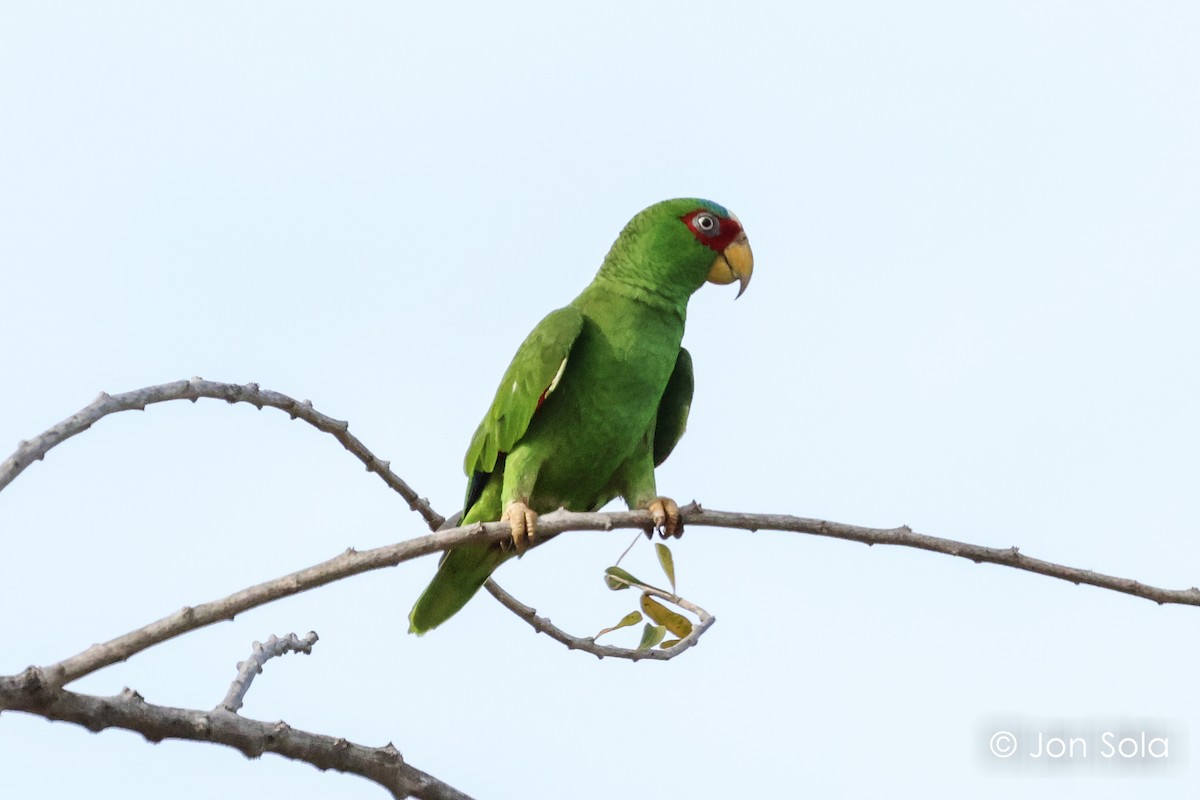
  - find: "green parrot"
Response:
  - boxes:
[408,198,753,634]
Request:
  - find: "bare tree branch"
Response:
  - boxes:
[675,505,1200,607]
[220,632,320,713]
[10,380,1194,681]
[35,503,1199,690]
[39,519,498,687]
[0,378,444,530]
[484,578,715,661]
[0,669,473,800]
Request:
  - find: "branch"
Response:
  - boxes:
[5,380,1198,798]
[484,578,715,661]
[11,379,1193,674]
[0,669,473,800]
[38,517,508,687]
[0,378,444,530]
[676,505,1200,607]
[37,503,1198,690]
[220,632,319,714]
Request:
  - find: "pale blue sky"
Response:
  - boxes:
[2,3,1197,798]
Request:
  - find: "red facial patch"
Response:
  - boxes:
[681,209,743,253]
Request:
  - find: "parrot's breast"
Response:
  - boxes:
[520,297,683,511]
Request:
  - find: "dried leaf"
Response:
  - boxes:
[639,594,693,639]
[595,611,643,640]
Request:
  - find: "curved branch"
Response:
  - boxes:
[484,578,715,661]
[0,669,473,800]
[0,378,444,530]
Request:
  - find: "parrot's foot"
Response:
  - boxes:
[502,501,538,555]
[647,497,683,539]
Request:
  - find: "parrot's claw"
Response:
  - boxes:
[502,501,538,555]
[647,497,683,539]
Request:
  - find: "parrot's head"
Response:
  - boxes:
[599,198,754,305]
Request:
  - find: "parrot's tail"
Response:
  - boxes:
[408,542,510,634]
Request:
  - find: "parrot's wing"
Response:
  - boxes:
[461,306,584,508]
[653,347,693,467]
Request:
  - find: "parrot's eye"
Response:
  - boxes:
[694,213,720,236]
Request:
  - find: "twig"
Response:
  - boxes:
[0,669,473,800]
[0,378,444,530]
[220,632,320,713]
[484,578,715,661]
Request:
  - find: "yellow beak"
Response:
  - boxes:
[706,232,754,298]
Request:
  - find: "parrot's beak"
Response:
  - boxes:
[706,232,754,298]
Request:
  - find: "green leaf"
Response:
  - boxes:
[637,623,667,650]
[604,566,671,595]
[594,611,643,640]
[639,594,693,639]
[655,542,676,593]
[604,566,642,591]
[660,639,681,649]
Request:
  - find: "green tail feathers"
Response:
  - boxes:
[408,542,512,634]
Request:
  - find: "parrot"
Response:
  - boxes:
[408,198,753,634]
